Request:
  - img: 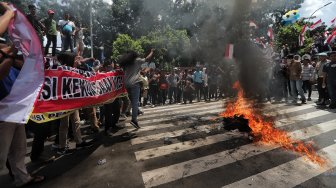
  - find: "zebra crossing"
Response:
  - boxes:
[128,100,336,188]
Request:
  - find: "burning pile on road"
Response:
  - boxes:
[220,81,326,166]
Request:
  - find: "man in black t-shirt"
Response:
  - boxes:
[323,52,336,109]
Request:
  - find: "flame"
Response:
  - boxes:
[220,81,326,166]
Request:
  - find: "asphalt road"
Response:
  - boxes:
[1,95,336,188]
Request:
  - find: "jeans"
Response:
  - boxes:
[45,34,57,56]
[62,34,74,53]
[317,78,328,101]
[104,99,121,131]
[302,80,312,99]
[290,80,306,101]
[194,82,203,101]
[126,83,141,122]
[168,87,177,103]
[0,122,32,186]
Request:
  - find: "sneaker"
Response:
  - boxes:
[57,148,73,156]
[301,100,307,104]
[31,154,55,164]
[308,98,312,101]
[130,120,140,129]
[329,104,336,109]
[138,110,144,115]
[76,141,93,149]
[120,114,127,119]
[151,105,155,108]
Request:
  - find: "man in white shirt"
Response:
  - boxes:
[58,12,75,53]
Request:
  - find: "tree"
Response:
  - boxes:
[112,34,143,60]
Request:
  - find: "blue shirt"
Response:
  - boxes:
[193,71,203,83]
[0,67,20,100]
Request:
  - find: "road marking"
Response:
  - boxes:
[134,109,333,161]
[223,144,336,188]
[143,101,225,113]
[141,119,336,188]
[131,122,221,145]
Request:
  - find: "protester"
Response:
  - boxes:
[183,77,195,104]
[288,55,306,104]
[43,9,57,56]
[148,70,159,107]
[26,4,45,43]
[75,22,86,56]
[0,2,45,186]
[301,54,314,101]
[140,71,149,106]
[167,69,179,104]
[202,68,209,102]
[322,52,336,109]
[315,53,330,105]
[119,49,154,128]
[57,53,93,155]
[193,66,203,102]
[58,12,76,53]
[158,71,169,105]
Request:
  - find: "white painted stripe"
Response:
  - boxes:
[142,101,224,113]
[138,103,224,120]
[136,108,222,125]
[223,144,336,188]
[135,133,241,161]
[131,122,221,145]
[141,119,336,188]
[275,110,332,128]
[135,109,333,160]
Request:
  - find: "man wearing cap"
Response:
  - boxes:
[301,54,314,101]
[43,10,57,56]
[315,53,330,105]
[322,52,336,109]
[26,5,45,43]
[288,54,306,104]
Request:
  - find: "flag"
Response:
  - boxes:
[325,29,336,44]
[0,6,45,124]
[299,25,309,46]
[331,17,336,28]
[267,27,274,41]
[225,44,234,59]
[249,21,258,29]
[310,19,323,31]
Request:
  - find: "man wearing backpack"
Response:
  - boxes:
[58,12,75,53]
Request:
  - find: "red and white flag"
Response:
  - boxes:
[310,19,323,31]
[249,21,258,29]
[267,27,274,41]
[225,44,234,59]
[331,17,336,28]
[325,29,336,44]
[299,25,309,46]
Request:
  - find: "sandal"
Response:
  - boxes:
[20,175,45,187]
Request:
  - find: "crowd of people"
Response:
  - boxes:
[274,44,336,108]
[1,2,336,188]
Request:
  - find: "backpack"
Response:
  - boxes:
[62,21,72,36]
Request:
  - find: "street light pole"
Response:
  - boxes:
[307,2,332,23]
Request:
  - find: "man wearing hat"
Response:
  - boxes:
[323,52,336,109]
[288,54,306,104]
[315,53,329,105]
[42,9,57,56]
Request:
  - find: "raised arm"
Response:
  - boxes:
[145,49,154,61]
[0,2,15,36]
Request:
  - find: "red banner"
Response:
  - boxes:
[30,60,127,123]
